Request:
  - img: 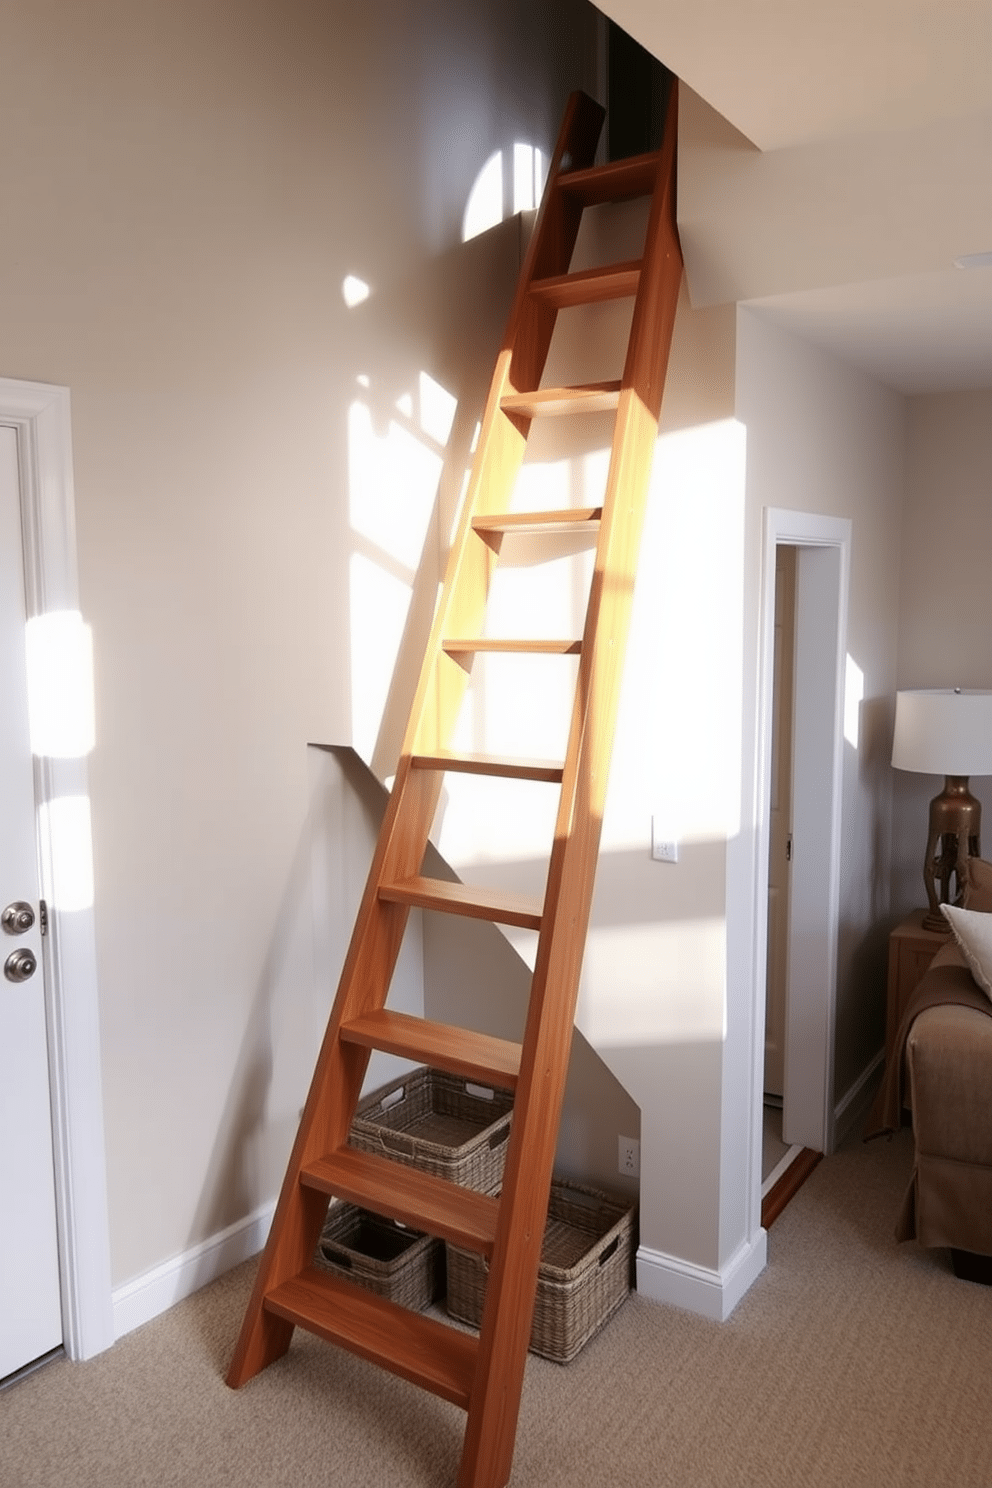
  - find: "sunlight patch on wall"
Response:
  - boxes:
[25,610,95,759]
[604,418,748,856]
[463,151,503,242]
[513,143,545,214]
[844,654,864,748]
[577,919,728,1047]
[348,397,442,571]
[418,372,457,448]
[342,274,371,308]
[347,369,458,762]
[39,795,94,912]
[435,773,560,867]
[463,145,546,242]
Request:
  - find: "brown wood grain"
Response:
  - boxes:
[301,1149,501,1255]
[265,1268,478,1408]
[341,1009,521,1087]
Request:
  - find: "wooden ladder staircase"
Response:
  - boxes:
[226,85,683,1488]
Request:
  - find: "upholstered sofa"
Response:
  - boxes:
[869,858,992,1281]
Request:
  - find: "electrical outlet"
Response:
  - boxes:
[618,1135,640,1177]
[651,818,678,863]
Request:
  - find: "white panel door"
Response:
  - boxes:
[0,423,62,1379]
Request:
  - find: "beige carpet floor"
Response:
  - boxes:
[4,1125,991,1487]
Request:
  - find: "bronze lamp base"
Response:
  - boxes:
[922,775,981,932]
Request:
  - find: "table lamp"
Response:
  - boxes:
[892,688,992,931]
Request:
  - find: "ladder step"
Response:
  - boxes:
[500,383,620,418]
[443,637,581,657]
[557,150,662,206]
[379,874,543,930]
[302,1147,501,1254]
[530,259,641,308]
[341,1009,521,1089]
[265,1267,478,1408]
[411,749,564,782]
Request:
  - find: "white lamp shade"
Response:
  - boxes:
[892,689,992,776]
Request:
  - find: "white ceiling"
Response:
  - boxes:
[597,0,992,395]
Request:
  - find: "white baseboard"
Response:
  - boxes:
[635,1230,767,1322]
[112,1200,275,1340]
[833,1048,885,1149]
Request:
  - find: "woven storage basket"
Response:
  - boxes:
[446,1177,635,1362]
[350,1067,513,1193]
[314,1200,444,1311]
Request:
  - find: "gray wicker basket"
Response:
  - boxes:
[350,1067,513,1193]
[314,1200,444,1312]
[445,1177,635,1362]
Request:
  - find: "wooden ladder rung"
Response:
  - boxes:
[529,260,641,308]
[411,749,565,782]
[341,1009,521,1089]
[379,874,543,930]
[302,1147,501,1254]
[442,637,581,657]
[500,384,620,418]
[265,1268,478,1408]
[557,150,662,206]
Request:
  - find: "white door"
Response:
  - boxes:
[0,422,63,1379]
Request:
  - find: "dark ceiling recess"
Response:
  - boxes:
[607,19,674,161]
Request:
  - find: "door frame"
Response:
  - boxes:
[2,377,114,1361]
[754,508,850,1159]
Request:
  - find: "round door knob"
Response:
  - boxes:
[2,901,35,936]
[4,948,37,983]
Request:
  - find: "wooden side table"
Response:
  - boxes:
[886,910,949,1072]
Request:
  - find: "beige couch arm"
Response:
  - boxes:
[905,1004,992,1256]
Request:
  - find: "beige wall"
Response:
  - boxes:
[0,0,599,1287]
[5,0,933,1310]
[892,391,992,914]
[678,85,992,310]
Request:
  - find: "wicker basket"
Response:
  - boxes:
[314,1200,444,1312]
[350,1067,513,1193]
[445,1178,635,1362]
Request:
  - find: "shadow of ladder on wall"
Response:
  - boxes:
[226,86,684,1488]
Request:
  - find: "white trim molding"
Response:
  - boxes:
[833,1048,885,1149]
[2,377,114,1361]
[636,1232,768,1322]
[750,509,851,1165]
[113,1202,275,1340]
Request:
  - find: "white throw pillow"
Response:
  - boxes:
[941,903,992,1001]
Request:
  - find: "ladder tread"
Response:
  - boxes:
[442,637,581,656]
[472,508,601,539]
[302,1147,501,1254]
[379,874,543,930]
[264,1267,478,1408]
[500,382,620,418]
[530,259,641,308]
[411,749,565,782]
[341,1008,522,1088]
[557,150,663,205]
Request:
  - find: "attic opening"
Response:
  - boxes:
[605,19,675,161]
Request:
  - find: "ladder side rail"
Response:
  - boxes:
[619,82,682,416]
[458,93,684,1488]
